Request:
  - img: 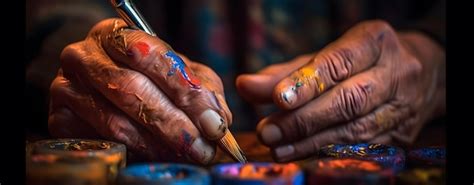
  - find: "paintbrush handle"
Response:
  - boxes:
[110,0,156,37]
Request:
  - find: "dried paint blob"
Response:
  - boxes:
[306,158,395,185]
[319,143,405,172]
[212,162,303,185]
[117,163,210,185]
[26,139,126,185]
[396,167,445,185]
[407,147,446,167]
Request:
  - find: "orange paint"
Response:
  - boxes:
[183,66,201,87]
[101,153,123,164]
[318,159,381,172]
[293,67,324,93]
[31,154,58,163]
[300,67,314,78]
[236,163,299,179]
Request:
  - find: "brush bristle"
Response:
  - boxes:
[219,130,247,163]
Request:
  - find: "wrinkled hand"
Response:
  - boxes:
[237,20,445,162]
[49,19,232,164]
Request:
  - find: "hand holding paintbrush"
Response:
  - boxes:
[103,0,246,163]
[48,0,245,165]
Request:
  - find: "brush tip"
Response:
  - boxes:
[219,130,247,163]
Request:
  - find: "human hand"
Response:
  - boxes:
[237,20,445,162]
[49,19,232,164]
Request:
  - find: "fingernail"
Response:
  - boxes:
[199,109,227,140]
[260,124,282,144]
[281,87,297,105]
[190,137,215,164]
[275,145,295,159]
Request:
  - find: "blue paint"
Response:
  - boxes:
[211,163,304,185]
[408,147,446,167]
[164,51,200,89]
[320,143,405,173]
[179,129,194,154]
[182,129,193,144]
[117,163,210,185]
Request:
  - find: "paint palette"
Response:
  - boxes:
[319,143,406,172]
[211,162,304,185]
[305,158,395,185]
[117,163,210,185]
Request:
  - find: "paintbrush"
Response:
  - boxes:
[110,0,247,163]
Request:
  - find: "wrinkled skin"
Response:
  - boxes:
[237,20,445,162]
[49,19,232,164]
[50,19,445,164]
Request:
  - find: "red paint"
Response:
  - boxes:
[177,74,189,87]
[134,42,150,57]
[183,67,201,88]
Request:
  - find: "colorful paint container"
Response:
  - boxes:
[211,162,304,185]
[319,143,405,172]
[26,154,108,185]
[26,139,126,185]
[306,158,395,185]
[117,163,210,185]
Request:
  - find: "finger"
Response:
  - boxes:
[269,103,410,162]
[273,20,396,109]
[368,134,392,145]
[59,42,216,164]
[236,54,312,103]
[258,67,393,146]
[90,18,229,141]
[388,115,423,146]
[50,74,217,162]
[48,106,101,139]
[189,61,233,127]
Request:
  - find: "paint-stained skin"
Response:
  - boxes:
[180,129,194,153]
[134,42,150,57]
[165,51,201,89]
[281,67,325,104]
[295,67,324,92]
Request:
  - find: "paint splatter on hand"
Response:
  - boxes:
[237,20,445,162]
[49,18,232,164]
